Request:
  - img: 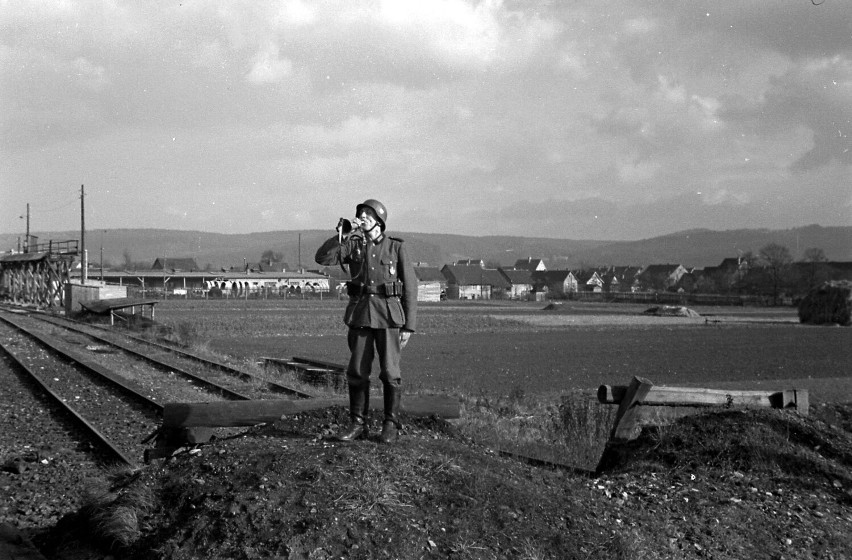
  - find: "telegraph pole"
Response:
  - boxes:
[81,185,87,284]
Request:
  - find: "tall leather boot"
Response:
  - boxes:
[336,384,368,442]
[380,380,402,444]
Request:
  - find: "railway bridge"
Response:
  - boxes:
[0,240,78,309]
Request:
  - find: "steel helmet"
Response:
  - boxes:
[356,199,388,230]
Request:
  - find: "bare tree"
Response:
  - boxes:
[758,243,793,304]
[261,249,284,264]
[802,247,827,263]
[799,247,829,292]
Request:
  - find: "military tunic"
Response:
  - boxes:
[315,232,418,385]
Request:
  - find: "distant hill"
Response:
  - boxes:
[1,224,849,271]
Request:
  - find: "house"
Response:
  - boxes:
[441,264,510,300]
[574,269,605,292]
[498,268,534,299]
[599,266,643,292]
[414,266,447,302]
[513,258,546,272]
[637,264,689,291]
[455,259,485,267]
[531,270,578,297]
[151,257,199,272]
[252,260,290,272]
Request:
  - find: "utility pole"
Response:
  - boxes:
[100,230,105,281]
[298,233,302,271]
[81,185,87,284]
[24,203,30,252]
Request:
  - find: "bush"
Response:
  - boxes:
[798,280,852,326]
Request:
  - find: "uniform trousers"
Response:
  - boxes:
[346,327,402,388]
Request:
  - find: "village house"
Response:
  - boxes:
[637,264,689,291]
[441,263,509,300]
[574,269,606,292]
[531,269,578,297]
[595,266,643,292]
[498,267,535,300]
[413,265,447,302]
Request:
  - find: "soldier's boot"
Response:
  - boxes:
[380,380,402,444]
[336,384,368,442]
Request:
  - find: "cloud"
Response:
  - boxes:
[246,43,294,84]
[1,0,850,238]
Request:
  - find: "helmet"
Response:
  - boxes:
[356,199,388,230]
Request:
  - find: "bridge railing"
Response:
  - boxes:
[25,240,79,255]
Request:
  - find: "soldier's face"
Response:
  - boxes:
[357,208,379,231]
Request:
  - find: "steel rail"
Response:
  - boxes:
[0,311,167,411]
[0,337,137,467]
[30,311,314,399]
[13,312,255,401]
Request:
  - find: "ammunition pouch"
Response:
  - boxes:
[346,281,403,298]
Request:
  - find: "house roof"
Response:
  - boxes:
[639,264,684,277]
[251,261,290,272]
[454,259,485,267]
[151,257,199,271]
[574,269,603,284]
[498,268,534,284]
[442,265,510,288]
[513,258,545,271]
[532,270,575,283]
[414,266,446,282]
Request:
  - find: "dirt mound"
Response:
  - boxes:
[798,280,852,326]
[643,305,701,317]
[35,405,852,560]
[542,302,562,310]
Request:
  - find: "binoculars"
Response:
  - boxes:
[337,217,364,235]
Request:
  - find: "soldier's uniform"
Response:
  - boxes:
[314,199,417,442]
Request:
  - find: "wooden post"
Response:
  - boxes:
[609,376,654,442]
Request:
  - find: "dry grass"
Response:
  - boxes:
[456,388,618,471]
[74,467,154,550]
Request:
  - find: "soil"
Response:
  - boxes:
[27,403,852,560]
[3,303,851,559]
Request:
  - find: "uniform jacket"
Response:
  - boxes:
[315,233,418,331]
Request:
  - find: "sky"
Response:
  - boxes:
[1,0,851,241]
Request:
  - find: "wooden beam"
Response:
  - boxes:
[162,395,460,429]
[609,376,654,442]
[598,384,808,413]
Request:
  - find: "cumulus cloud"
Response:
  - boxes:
[1,0,849,238]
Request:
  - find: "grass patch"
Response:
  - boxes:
[457,388,618,471]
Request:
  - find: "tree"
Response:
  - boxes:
[261,249,283,264]
[758,243,793,304]
[798,247,830,293]
[123,249,133,270]
[802,247,827,263]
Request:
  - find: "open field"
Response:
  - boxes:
[156,299,852,403]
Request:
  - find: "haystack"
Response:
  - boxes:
[798,280,852,326]
[643,305,700,318]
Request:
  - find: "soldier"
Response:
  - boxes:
[315,199,417,443]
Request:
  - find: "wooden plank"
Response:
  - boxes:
[610,376,654,442]
[162,395,460,428]
[598,384,808,411]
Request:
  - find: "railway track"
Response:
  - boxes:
[0,306,331,466]
[0,314,162,467]
[24,309,314,399]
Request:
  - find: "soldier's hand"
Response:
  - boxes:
[399,330,412,349]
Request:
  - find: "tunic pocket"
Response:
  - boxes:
[386,298,406,327]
